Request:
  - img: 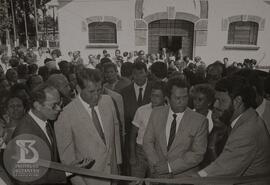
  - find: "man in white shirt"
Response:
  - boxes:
[197,76,270,185]
[130,81,166,177]
[143,77,208,178]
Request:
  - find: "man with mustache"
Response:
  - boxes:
[198,75,270,185]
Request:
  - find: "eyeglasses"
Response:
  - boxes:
[42,100,63,110]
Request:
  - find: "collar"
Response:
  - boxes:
[231,113,243,128]
[169,107,185,118]
[78,94,98,110]
[28,109,47,128]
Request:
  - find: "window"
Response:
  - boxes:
[88,22,117,43]
[228,21,258,45]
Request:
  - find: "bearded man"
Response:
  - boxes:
[198,75,270,185]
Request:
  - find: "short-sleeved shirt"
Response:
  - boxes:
[132,103,153,145]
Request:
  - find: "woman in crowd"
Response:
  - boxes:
[191,83,215,132]
[3,95,28,143]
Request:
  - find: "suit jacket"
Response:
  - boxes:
[103,87,123,164]
[203,108,270,185]
[143,106,208,176]
[120,82,152,137]
[12,114,66,185]
[55,95,121,185]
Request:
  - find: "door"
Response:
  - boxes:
[148,19,194,58]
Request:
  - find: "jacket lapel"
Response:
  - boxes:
[25,114,52,149]
[142,82,151,104]
[98,98,110,149]
[231,108,256,134]
[160,106,170,154]
[169,108,190,151]
[74,97,106,148]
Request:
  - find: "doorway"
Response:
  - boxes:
[148,19,194,58]
[159,36,182,56]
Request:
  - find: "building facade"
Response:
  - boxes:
[57,0,270,66]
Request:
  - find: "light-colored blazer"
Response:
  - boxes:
[103,87,125,146]
[261,99,270,135]
[143,106,208,176]
[55,95,121,185]
[203,108,270,185]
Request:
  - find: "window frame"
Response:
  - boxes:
[227,21,258,45]
[88,21,117,44]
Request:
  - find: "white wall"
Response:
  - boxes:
[197,0,270,66]
[58,0,133,61]
[58,0,270,66]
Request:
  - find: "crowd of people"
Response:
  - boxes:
[0,46,270,185]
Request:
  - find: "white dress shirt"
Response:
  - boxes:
[134,81,147,101]
[78,95,105,132]
[28,109,51,144]
[166,108,185,172]
[166,108,184,145]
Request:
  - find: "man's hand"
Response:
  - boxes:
[153,161,169,175]
[71,158,95,169]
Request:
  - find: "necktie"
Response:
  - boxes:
[45,122,59,160]
[167,114,177,151]
[137,87,143,106]
[91,107,106,145]
[45,122,54,145]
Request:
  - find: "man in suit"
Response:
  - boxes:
[198,75,270,185]
[11,83,92,185]
[120,61,152,175]
[143,77,208,178]
[55,68,121,185]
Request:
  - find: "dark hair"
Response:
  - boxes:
[17,64,29,78]
[152,81,166,96]
[58,60,69,69]
[132,61,147,73]
[191,83,215,105]
[100,57,112,65]
[103,62,117,72]
[26,74,43,91]
[51,49,61,57]
[150,62,167,79]
[235,69,264,96]
[120,62,133,78]
[165,77,190,98]
[123,52,128,57]
[215,75,257,109]
[9,58,19,68]
[5,94,29,111]
[76,68,102,89]
[5,68,17,81]
[38,66,49,81]
[28,64,38,75]
[29,83,57,107]
[44,58,53,64]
